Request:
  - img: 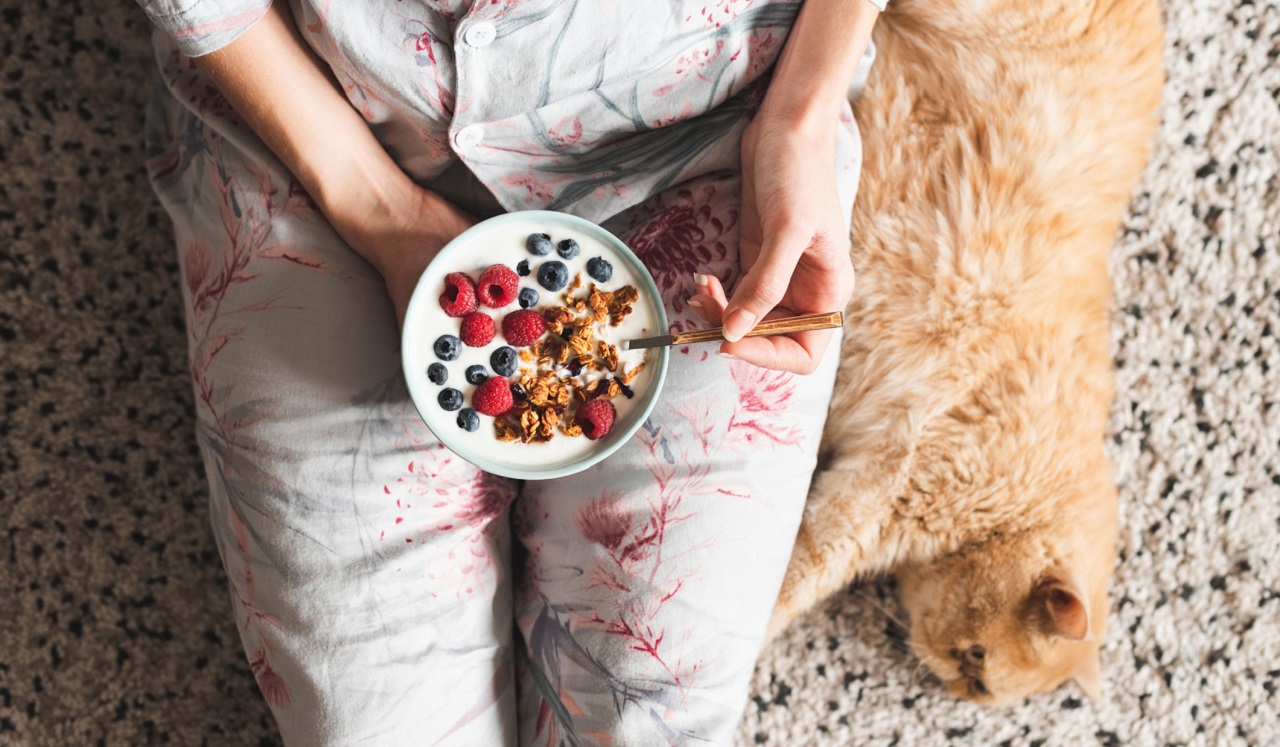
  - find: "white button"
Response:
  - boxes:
[464,22,496,48]
[453,124,485,150]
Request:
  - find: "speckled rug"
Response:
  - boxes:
[2,1,1277,746]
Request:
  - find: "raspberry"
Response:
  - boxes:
[501,309,548,347]
[459,311,496,347]
[576,399,615,440]
[472,377,514,417]
[477,265,519,308]
[439,273,477,317]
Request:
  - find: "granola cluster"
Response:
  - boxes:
[494,275,646,444]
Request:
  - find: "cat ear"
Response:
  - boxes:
[1035,575,1091,640]
[1072,649,1103,701]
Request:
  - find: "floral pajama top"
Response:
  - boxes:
[137,0,884,224]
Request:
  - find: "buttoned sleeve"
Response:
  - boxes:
[135,0,273,57]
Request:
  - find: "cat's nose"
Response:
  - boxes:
[964,645,985,665]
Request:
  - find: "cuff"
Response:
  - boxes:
[135,0,273,57]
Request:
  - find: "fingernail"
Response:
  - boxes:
[722,309,754,343]
[694,273,710,288]
[716,348,735,359]
[687,298,704,310]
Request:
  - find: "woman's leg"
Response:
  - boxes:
[146,54,516,745]
[513,108,860,744]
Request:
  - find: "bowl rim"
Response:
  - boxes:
[401,209,670,480]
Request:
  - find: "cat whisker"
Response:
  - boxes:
[909,654,939,688]
[851,587,910,630]
[917,657,947,690]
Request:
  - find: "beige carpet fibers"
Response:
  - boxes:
[2,1,1277,745]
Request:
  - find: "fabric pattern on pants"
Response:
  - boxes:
[144,34,861,747]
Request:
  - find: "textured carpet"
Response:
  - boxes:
[2,1,1277,746]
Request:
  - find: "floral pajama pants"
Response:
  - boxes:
[145,55,861,747]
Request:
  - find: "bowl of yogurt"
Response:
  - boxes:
[402,210,669,480]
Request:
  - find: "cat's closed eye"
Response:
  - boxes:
[899,551,1107,704]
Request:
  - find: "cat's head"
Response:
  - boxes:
[897,530,1109,706]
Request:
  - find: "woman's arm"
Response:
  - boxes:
[192,3,473,324]
[759,0,880,126]
[693,0,879,373]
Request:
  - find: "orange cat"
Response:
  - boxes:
[766,0,1164,705]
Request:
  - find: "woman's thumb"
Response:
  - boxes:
[722,235,804,342]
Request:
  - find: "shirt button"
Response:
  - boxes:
[454,124,485,150]
[464,22,496,48]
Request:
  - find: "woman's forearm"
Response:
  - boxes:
[762,0,880,126]
[193,3,419,253]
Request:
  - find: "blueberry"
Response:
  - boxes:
[456,408,480,432]
[537,261,569,291]
[516,259,531,276]
[491,346,518,377]
[438,387,463,411]
[433,334,461,361]
[557,238,580,259]
[518,287,539,309]
[586,257,613,283]
[465,364,488,385]
[427,362,448,385]
[526,233,553,256]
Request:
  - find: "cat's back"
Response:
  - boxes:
[816,0,1162,537]
[833,0,1164,424]
[853,0,1163,298]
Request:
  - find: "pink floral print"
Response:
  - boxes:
[381,429,516,599]
[617,177,740,319]
[140,0,862,742]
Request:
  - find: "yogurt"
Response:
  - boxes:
[405,217,664,473]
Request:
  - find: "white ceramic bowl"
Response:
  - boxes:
[402,210,669,480]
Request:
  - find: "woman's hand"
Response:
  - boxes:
[322,173,476,328]
[689,111,854,374]
[194,1,476,328]
[688,0,878,374]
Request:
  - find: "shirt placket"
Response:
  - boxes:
[449,9,499,157]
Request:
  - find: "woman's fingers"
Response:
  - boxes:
[688,272,830,371]
[721,225,809,342]
[689,270,836,372]
[720,327,834,375]
[694,272,729,305]
[686,294,719,324]
[687,273,729,323]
